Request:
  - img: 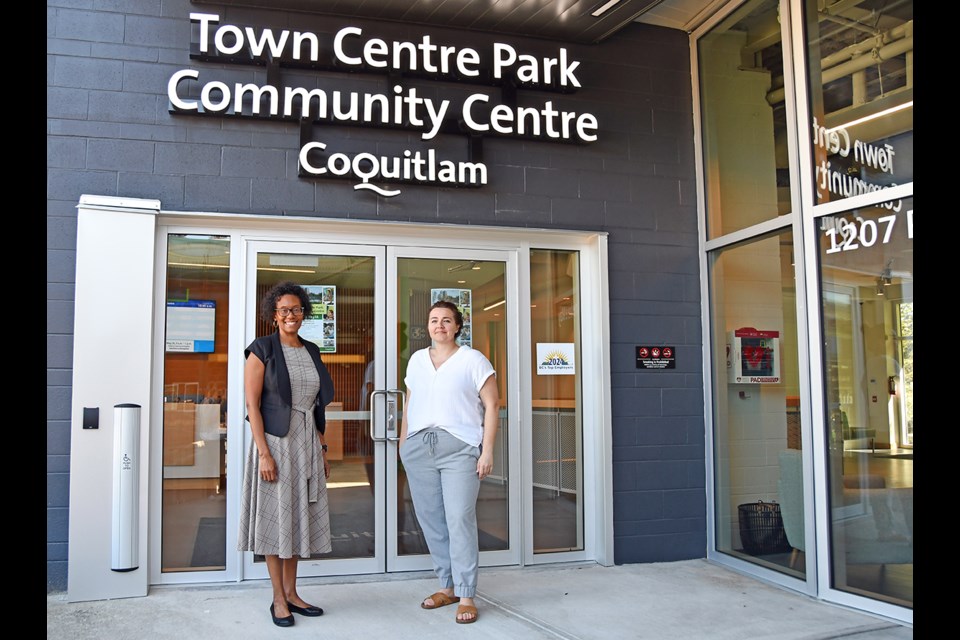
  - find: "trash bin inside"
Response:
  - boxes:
[738,500,791,555]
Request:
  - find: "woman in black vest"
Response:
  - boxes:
[238,282,335,627]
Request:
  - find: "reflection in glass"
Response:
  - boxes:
[161,234,230,572]
[709,230,803,578]
[253,253,377,561]
[396,258,509,555]
[530,250,583,553]
[697,0,791,239]
[806,0,913,206]
[818,198,913,608]
[895,304,912,447]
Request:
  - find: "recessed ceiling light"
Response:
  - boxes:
[591,0,623,17]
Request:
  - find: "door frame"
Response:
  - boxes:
[149,213,613,586]
[241,239,388,579]
[386,245,521,571]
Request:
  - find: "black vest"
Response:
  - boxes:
[244,332,335,436]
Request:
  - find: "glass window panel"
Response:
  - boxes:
[708,230,804,578]
[806,0,913,206]
[698,0,791,239]
[895,303,912,447]
[161,234,230,573]
[530,249,583,553]
[253,253,377,561]
[818,197,913,608]
[396,258,509,555]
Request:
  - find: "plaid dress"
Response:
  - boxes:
[238,344,332,558]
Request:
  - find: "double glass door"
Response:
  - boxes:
[242,241,516,578]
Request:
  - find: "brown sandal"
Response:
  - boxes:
[420,592,460,609]
[455,604,478,624]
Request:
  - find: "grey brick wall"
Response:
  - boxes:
[47,0,703,592]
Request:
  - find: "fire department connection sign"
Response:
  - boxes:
[636,345,675,369]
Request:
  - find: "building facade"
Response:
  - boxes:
[47,0,913,625]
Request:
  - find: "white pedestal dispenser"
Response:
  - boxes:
[111,403,141,572]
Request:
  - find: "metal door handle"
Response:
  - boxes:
[369,389,405,442]
[369,389,388,442]
[386,389,404,441]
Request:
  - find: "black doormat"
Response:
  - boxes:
[191,517,226,568]
[873,453,913,460]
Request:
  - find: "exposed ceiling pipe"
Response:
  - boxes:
[765,19,912,99]
[822,13,879,36]
[821,20,912,70]
[766,32,912,105]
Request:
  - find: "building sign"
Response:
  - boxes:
[536,343,575,375]
[820,207,913,255]
[635,345,675,369]
[811,116,905,208]
[168,13,599,197]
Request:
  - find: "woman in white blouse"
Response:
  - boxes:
[399,300,500,625]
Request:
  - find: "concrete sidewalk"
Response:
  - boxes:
[46,560,912,639]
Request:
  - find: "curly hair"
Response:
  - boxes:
[260,281,312,324]
[429,300,463,339]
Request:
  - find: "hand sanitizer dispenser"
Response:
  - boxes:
[111,403,141,572]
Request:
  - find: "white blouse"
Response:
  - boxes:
[403,345,496,447]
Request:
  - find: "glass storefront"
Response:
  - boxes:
[697,0,793,240]
[697,0,913,618]
[147,228,608,584]
[805,0,913,207]
[817,197,913,607]
[806,0,913,610]
[530,249,584,553]
[251,251,379,562]
[708,230,803,579]
[395,257,510,556]
[161,234,231,573]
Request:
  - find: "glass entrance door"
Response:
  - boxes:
[388,247,516,570]
[241,241,515,578]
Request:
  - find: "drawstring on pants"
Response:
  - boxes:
[422,429,438,456]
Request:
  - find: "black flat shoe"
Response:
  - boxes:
[270,603,295,627]
[287,601,324,617]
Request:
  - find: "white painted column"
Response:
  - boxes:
[67,195,159,602]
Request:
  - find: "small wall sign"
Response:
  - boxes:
[536,343,576,375]
[636,345,675,369]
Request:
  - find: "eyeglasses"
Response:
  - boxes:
[275,307,305,317]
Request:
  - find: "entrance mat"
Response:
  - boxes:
[191,517,226,568]
[873,453,913,460]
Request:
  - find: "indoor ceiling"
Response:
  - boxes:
[193,0,723,43]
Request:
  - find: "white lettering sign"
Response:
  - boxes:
[170,13,601,197]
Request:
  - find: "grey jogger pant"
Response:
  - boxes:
[400,428,481,598]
